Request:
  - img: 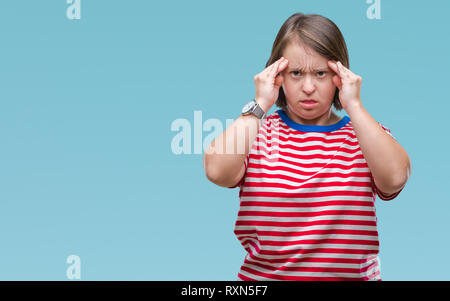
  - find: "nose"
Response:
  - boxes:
[302,76,316,95]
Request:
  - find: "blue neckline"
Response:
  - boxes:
[277,109,350,132]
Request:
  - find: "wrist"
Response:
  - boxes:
[344,99,363,116]
[255,98,272,114]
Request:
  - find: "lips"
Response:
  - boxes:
[300,99,319,109]
[301,99,318,104]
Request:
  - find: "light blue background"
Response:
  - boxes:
[0,0,448,280]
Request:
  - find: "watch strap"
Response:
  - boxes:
[252,102,266,119]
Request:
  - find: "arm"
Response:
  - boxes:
[203,113,262,188]
[327,60,412,195]
[203,57,289,188]
[346,103,412,195]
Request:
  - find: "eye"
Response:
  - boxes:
[316,71,327,78]
[291,71,302,77]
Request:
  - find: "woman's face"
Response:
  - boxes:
[280,42,338,125]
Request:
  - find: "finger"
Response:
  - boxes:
[327,60,338,72]
[328,61,344,86]
[337,61,351,79]
[270,57,285,69]
[328,60,342,77]
[337,61,350,72]
[278,57,289,72]
[338,63,362,84]
[271,57,288,78]
[268,57,285,74]
[263,57,283,76]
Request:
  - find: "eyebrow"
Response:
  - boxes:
[288,66,329,72]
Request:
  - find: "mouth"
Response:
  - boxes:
[299,99,319,109]
[301,99,318,104]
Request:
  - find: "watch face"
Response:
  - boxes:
[242,101,255,114]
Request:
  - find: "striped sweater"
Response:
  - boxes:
[229,109,403,281]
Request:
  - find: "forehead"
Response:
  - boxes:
[282,41,329,70]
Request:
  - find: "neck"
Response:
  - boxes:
[285,106,339,126]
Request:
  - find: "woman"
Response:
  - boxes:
[203,13,411,281]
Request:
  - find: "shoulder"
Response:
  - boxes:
[266,110,282,122]
[256,110,283,131]
[346,119,395,140]
[265,109,285,126]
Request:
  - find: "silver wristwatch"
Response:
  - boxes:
[241,99,266,119]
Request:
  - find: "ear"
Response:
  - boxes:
[274,75,283,87]
[332,74,342,89]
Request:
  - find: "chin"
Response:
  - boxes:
[291,106,328,120]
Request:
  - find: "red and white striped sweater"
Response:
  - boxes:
[229,109,403,281]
